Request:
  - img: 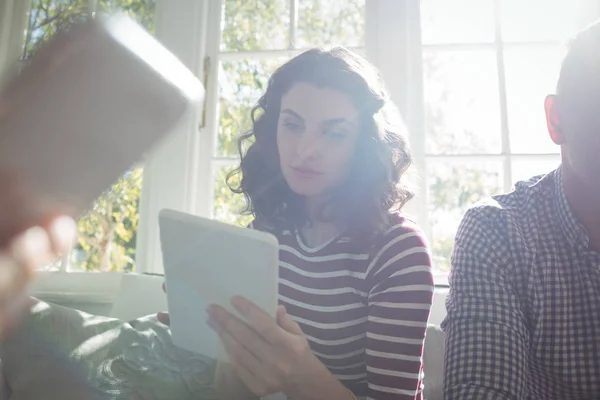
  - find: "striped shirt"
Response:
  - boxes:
[253,214,434,400]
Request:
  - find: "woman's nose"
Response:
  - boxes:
[295,133,321,161]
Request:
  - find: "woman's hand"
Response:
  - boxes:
[158,288,353,399]
[208,296,341,399]
[157,282,170,325]
[0,170,76,335]
[156,284,256,399]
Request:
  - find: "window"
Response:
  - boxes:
[210,0,366,226]
[202,0,598,284]
[23,0,156,272]
[417,0,597,282]
[5,0,599,283]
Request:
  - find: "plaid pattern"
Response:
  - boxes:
[442,167,600,400]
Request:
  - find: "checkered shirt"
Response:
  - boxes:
[441,167,600,400]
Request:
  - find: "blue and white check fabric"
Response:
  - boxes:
[442,167,600,400]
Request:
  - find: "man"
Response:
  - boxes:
[442,21,600,400]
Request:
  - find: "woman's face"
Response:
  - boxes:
[276,82,360,198]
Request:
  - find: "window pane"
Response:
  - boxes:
[511,157,560,185]
[428,161,504,272]
[98,0,156,33]
[424,49,501,154]
[25,0,89,58]
[221,0,290,52]
[295,0,365,48]
[499,0,592,43]
[504,45,565,154]
[420,0,495,45]
[25,0,155,59]
[213,164,253,227]
[68,168,143,272]
[218,58,288,157]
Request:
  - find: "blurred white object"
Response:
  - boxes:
[0,14,204,218]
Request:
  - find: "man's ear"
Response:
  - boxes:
[545,95,566,145]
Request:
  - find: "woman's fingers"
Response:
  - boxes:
[46,215,76,255]
[157,312,170,326]
[157,283,170,325]
[10,226,53,275]
[0,215,75,338]
[7,216,75,275]
[0,252,25,295]
[276,305,303,335]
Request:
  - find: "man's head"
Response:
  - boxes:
[545,20,600,200]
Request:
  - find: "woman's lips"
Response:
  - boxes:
[291,166,322,179]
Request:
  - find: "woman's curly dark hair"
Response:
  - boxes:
[227,47,413,241]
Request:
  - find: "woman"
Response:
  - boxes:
[208,47,433,400]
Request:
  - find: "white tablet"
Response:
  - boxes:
[0,14,203,217]
[158,209,279,360]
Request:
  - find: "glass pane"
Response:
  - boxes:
[295,0,365,48]
[420,0,495,45]
[68,168,143,272]
[428,161,504,272]
[218,57,288,157]
[424,49,502,154]
[504,45,565,154]
[213,164,253,227]
[25,0,156,59]
[500,0,592,43]
[221,0,290,51]
[25,0,89,58]
[97,0,156,33]
[511,157,560,184]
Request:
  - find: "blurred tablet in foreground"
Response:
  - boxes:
[0,14,204,216]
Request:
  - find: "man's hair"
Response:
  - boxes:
[557,20,600,112]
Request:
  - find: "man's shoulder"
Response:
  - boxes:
[461,171,557,237]
[454,170,558,270]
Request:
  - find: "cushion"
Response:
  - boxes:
[423,324,445,400]
[0,299,218,399]
[110,273,167,321]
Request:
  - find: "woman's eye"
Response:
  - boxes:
[326,130,347,140]
[283,121,303,132]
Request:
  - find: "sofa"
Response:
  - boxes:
[0,273,445,400]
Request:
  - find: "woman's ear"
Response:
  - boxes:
[545,95,566,145]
